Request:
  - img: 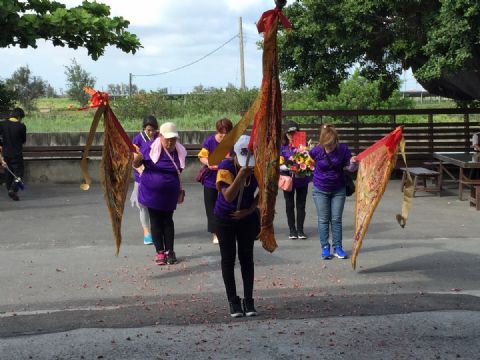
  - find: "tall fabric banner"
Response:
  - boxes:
[351,126,413,269]
[209,6,291,253]
[80,88,135,255]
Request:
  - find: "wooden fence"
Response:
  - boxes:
[18,108,480,166]
[282,108,480,164]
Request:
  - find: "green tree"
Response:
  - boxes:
[279,0,480,102]
[64,59,96,106]
[1,0,141,60]
[5,65,47,110]
[45,84,57,98]
[319,70,413,110]
[0,80,18,113]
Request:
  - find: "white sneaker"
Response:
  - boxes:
[212,234,219,244]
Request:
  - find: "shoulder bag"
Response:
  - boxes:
[278,174,293,192]
[164,147,185,204]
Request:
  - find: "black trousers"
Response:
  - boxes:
[203,186,218,233]
[283,185,308,231]
[4,156,24,193]
[215,212,259,302]
[147,208,174,253]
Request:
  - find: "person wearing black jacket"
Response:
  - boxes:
[0,108,26,201]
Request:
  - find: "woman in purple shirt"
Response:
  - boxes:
[309,124,358,260]
[214,135,259,318]
[133,122,186,266]
[280,121,311,239]
[130,115,158,245]
[197,118,233,244]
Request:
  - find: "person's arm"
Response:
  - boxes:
[231,193,259,220]
[132,151,144,168]
[345,156,359,172]
[220,166,254,203]
[198,146,218,169]
[21,124,27,144]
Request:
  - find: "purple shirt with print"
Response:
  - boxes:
[309,143,352,192]
[138,140,181,211]
[280,144,311,188]
[200,134,221,189]
[132,131,156,183]
[214,159,258,221]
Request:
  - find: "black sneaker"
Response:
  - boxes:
[8,191,19,201]
[288,229,298,239]
[229,297,244,318]
[242,298,258,317]
[297,230,308,239]
[166,250,177,265]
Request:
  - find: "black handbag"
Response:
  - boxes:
[195,165,209,183]
[344,171,355,197]
[324,149,356,197]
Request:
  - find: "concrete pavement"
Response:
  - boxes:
[0,181,479,359]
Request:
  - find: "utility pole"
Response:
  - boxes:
[129,72,133,97]
[239,17,245,90]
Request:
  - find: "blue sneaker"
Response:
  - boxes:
[333,247,347,259]
[143,234,153,245]
[321,246,331,260]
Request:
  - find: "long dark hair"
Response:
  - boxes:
[281,120,299,146]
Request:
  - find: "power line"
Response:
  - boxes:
[132,34,239,78]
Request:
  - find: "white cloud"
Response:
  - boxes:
[1,0,291,92]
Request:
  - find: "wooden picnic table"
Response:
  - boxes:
[433,152,480,200]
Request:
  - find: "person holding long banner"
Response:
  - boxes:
[213,135,260,317]
[208,1,291,253]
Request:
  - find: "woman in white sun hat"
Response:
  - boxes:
[133,122,187,266]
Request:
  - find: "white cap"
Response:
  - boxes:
[234,135,255,167]
[159,122,179,139]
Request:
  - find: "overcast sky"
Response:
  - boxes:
[0,0,420,94]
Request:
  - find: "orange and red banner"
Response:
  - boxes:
[209,6,291,253]
[80,88,134,255]
[351,126,413,269]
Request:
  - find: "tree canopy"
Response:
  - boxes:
[1,0,141,60]
[279,0,480,102]
[5,65,48,110]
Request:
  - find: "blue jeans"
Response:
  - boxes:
[312,186,346,249]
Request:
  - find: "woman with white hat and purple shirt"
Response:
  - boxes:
[133,122,187,266]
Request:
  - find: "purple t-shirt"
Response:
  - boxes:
[213,159,258,221]
[132,131,156,183]
[198,134,220,189]
[309,143,352,192]
[280,144,311,188]
[138,140,181,211]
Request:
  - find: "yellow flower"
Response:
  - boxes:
[279,156,285,165]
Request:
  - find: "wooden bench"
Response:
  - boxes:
[23,145,102,160]
[423,161,457,184]
[470,186,480,210]
[400,167,441,197]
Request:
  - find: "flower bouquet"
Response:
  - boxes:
[282,145,315,177]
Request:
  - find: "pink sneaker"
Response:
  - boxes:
[155,252,166,265]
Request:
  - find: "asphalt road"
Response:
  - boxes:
[0,181,479,359]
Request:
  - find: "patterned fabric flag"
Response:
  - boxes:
[351,126,413,269]
[209,6,291,253]
[80,88,135,255]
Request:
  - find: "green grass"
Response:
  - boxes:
[22,97,468,132]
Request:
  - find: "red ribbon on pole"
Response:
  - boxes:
[257,7,291,36]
